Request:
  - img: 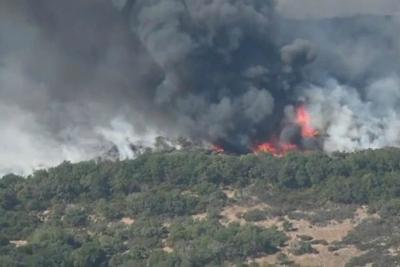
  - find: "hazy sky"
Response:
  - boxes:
[277,0,400,18]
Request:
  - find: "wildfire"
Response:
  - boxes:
[255,142,298,157]
[211,105,318,156]
[296,105,319,138]
[211,144,225,153]
[254,104,318,156]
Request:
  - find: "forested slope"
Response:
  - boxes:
[1,148,400,266]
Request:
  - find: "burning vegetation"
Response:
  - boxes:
[2,0,400,173]
[253,104,320,156]
[212,104,320,156]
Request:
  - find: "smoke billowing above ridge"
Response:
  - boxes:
[129,0,318,152]
[1,0,400,174]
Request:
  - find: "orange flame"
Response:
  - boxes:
[211,105,318,156]
[254,141,298,157]
[296,105,319,138]
[281,143,299,153]
[211,144,225,153]
[254,105,318,156]
[256,143,278,154]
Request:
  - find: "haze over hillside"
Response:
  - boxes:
[1,0,400,175]
[1,2,400,266]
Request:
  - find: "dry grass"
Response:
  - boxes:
[282,217,354,243]
[222,204,378,267]
[251,245,360,267]
[388,247,400,257]
[10,240,28,247]
[222,189,238,199]
[219,203,270,226]
[192,212,208,221]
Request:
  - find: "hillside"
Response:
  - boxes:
[1,149,400,266]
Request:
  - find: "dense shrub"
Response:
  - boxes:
[242,209,268,222]
[2,148,400,266]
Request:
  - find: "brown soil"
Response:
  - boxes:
[121,217,135,225]
[221,205,377,267]
[219,203,270,226]
[192,212,208,221]
[222,189,238,199]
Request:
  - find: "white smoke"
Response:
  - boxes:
[305,77,400,152]
[0,105,163,176]
[0,105,97,175]
[277,0,400,19]
[95,117,161,159]
[2,0,400,176]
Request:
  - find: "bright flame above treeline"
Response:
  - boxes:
[251,105,319,156]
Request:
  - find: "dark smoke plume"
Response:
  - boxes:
[127,0,314,152]
[1,0,400,174]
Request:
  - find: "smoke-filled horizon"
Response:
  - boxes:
[277,0,400,19]
[1,0,400,175]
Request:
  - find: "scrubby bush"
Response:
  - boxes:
[242,209,268,222]
[2,148,400,266]
[289,241,317,255]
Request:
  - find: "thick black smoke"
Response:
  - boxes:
[1,0,400,173]
[0,0,313,162]
[126,0,317,152]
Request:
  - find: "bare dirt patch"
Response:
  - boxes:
[121,217,135,225]
[162,240,174,254]
[222,189,238,199]
[162,246,174,253]
[285,218,354,243]
[227,205,377,267]
[10,240,28,247]
[249,239,361,267]
[254,206,375,242]
[388,247,400,257]
[290,245,360,267]
[219,203,270,226]
[192,212,208,221]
